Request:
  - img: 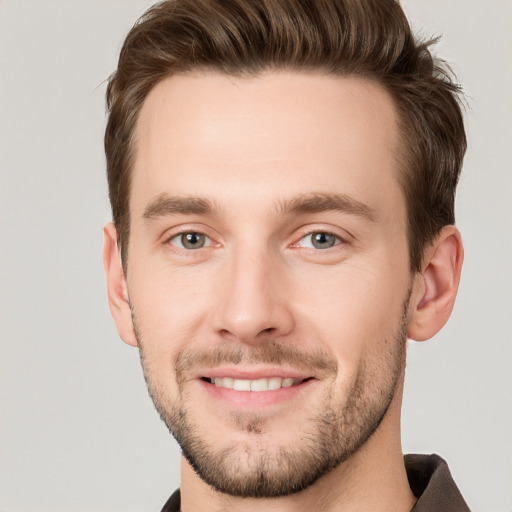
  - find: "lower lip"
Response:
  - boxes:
[199,379,316,407]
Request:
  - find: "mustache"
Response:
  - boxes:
[174,340,338,383]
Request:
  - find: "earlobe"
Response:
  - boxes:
[408,226,464,342]
[103,223,138,347]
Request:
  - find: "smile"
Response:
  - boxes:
[204,377,306,392]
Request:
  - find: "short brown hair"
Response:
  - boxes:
[105,0,466,272]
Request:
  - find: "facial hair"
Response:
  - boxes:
[134,295,409,498]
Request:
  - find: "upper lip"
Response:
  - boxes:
[195,366,313,381]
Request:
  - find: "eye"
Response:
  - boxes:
[169,232,211,250]
[298,231,341,250]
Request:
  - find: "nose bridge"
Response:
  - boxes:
[214,240,292,342]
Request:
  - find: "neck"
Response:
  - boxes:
[179,384,416,512]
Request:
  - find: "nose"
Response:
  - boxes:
[212,246,294,344]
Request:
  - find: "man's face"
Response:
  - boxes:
[125,71,413,496]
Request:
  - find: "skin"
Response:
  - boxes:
[104,71,463,512]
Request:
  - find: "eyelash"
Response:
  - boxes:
[166,231,215,250]
[165,229,347,252]
[292,230,346,251]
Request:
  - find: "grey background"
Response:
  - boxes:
[0,1,510,510]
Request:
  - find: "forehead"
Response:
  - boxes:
[131,71,403,219]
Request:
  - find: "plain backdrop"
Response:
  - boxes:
[0,1,510,511]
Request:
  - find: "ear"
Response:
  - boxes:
[408,225,464,341]
[103,223,138,347]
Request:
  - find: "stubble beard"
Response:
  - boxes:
[134,299,409,498]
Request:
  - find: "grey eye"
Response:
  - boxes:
[312,232,337,249]
[170,232,209,249]
[300,232,340,249]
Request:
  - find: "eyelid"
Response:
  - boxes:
[161,224,221,249]
[298,232,340,250]
[168,232,212,249]
[290,226,352,248]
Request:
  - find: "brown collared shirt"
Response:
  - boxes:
[161,453,470,511]
[406,454,470,511]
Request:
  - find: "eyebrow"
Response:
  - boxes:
[142,192,376,222]
[278,192,377,221]
[142,194,219,220]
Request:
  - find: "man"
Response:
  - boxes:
[103,0,469,510]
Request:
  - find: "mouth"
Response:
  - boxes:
[194,366,319,407]
[201,376,312,392]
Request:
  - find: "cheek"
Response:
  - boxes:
[128,264,216,359]
[292,262,408,372]
[130,272,211,401]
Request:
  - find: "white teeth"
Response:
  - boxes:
[211,377,302,392]
[250,378,269,391]
[268,377,282,390]
[233,379,251,391]
[214,377,233,389]
[282,378,294,388]
[224,377,234,389]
